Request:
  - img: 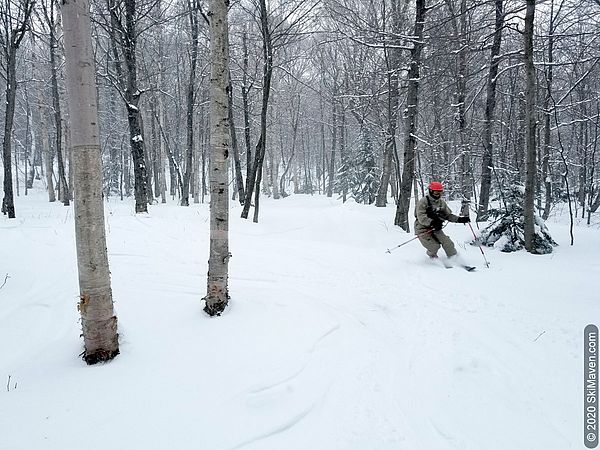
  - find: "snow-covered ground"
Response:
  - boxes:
[1,186,598,450]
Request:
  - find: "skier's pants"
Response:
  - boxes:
[418,229,457,257]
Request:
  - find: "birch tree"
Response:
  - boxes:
[62,0,119,362]
[204,0,230,316]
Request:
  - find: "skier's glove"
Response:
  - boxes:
[430,218,443,230]
[427,207,447,221]
[457,216,470,223]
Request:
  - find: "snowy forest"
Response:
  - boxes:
[2,0,600,447]
[1,0,599,224]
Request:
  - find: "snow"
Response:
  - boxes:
[1,187,598,450]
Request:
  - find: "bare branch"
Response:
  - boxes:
[0,273,9,290]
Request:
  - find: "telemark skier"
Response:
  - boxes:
[414,181,470,260]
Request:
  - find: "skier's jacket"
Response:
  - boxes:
[414,194,459,235]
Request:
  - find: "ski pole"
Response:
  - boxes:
[467,222,490,268]
[386,229,433,254]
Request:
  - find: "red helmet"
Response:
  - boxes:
[428,181,444,191]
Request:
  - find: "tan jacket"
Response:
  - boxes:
[414,194,459,234]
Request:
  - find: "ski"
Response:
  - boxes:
[429,257,476,271]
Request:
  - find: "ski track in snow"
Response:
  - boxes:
[0,192,597,449]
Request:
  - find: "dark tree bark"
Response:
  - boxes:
[541,0,555,220]
[327,81,338,199]
[38,105,56,202]
[106,0,149,212]
[241,27,253,199]
[394,0,426,231]
[241,0,273,222]
[1,0,34,218]
[44,0,70,206]
[376,0,404,207]
[228,76,245,204]
[181,0,200,207]
[523,0,537,253]
[279,95,301,198]
[477,0,504,220]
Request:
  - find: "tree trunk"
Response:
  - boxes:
[339,101,347,200]
[319,84,326,194]
[62,0,119,363]
[228,77,245,204]
[49,12,70,206]
[142,113,154,201]
[523,0,537,253]
[443,0,470,214]
[542,0,554,220]
[270,148,279,199]
[279,96,300,198]
[241,28,253,200]
[193,102,204,204]
[376,0,405,207]
[0,0,33,219]
[39,106,56,202]
[24,86,32,193]
[327,83,338,198]
[477,0,504,220]
[394,0,426,231]
[457,0,471,216]
[181,0,199,207]
[204,0,230,316]
[2,53,19,218]
[241,0,273,222]
[149,98,162,201]
[109,0,149,212]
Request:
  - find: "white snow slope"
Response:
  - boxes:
[1,189,598,450]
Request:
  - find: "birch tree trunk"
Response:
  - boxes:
[204,0,230,316]
[523,0,537,252]
[62,0,119,363]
